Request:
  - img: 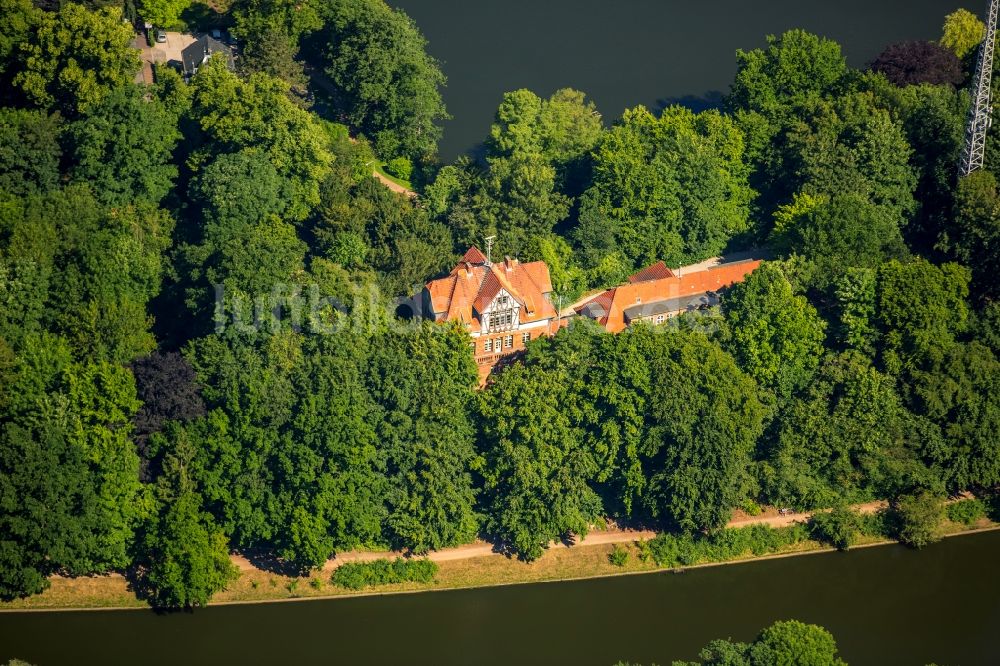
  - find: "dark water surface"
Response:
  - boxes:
[2,530,999,665]
[389,0,968,160]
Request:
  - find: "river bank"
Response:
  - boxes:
[3,513,995,613]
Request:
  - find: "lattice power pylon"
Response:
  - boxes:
[959,0,1000,177]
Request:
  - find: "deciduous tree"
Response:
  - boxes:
[14,3,140,116]
[722,263,826,400]
[0,108,61,196]
[478,362,602,560]
[66,85,180,206]
[189,59,333,221]
[870,41,963,87]
[367,323,480,553]
[137,0,192,29]
[316,0,447,159]
[138,425,237,608]
[894,491,945,548]
[576,105,752,270]
[946,170,1000,301]
[641,329,765,532]
[940,8,985,59]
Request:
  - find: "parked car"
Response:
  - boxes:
[155,28,167,43]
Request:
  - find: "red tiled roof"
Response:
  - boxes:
[461,246,488,264]
[424,250,556,329]
[577,259,763,333]
[628,261,675,283]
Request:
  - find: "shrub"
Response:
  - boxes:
[330,558,438,590]
[740,499,763,516]
[386,157,413,182]
[646,524,809,568]
[858,509,892,538]
[947,499,986,525]
[809,505,861,551]
[608,544,629,567]
[309,578,323,590]
[988,493,1000,522]
[635,539,652,563]
[894,492,945,548]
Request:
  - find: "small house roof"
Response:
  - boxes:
[182,35,233,74]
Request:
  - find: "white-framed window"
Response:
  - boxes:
[484,338,493,352]
[495,338,502,352]
[504,335,513,349]
[655,314,665,324]
[522,332,530,344]
[488,309,515,332]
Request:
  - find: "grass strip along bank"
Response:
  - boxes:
[2,499,995,611]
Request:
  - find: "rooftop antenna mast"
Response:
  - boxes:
[484,235,496,266]
[958,0,1000,177]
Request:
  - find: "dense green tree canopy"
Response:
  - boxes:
[673,619,847,666]
[14,3,140,116]
[947,170,1000,301]
[776,193,909,285]
[640,329,765,532]
[137,0,193,28]
[873,258,970,373]
[766,352,911,508]
[777,92,917,223]
[727,30,850,120]
[189,59,334,221]
[0,333,146,600]
[66,85,181,206]
[722,263,827,399]
[576,105,753,271]
[137,426,237,608]
[1,1,998,609]
[0,0,38,85]
[315,0,447,159]
[488,87,603,190]
[0,108,61,196]
[872,81,965,254]
[367,324,480,553]
[908,341,1000,491]
[478,361,602,560]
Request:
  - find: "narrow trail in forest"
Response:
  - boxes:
[306,67,418,198]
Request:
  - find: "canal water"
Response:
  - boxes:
[2,530,999,665]
[389,0,969,160]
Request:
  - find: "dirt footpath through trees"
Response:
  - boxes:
[231,499,909,573]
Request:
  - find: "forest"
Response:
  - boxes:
[0,0,998,607]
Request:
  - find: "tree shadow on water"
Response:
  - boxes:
[656,90,725,113]
[122,566,192,615]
